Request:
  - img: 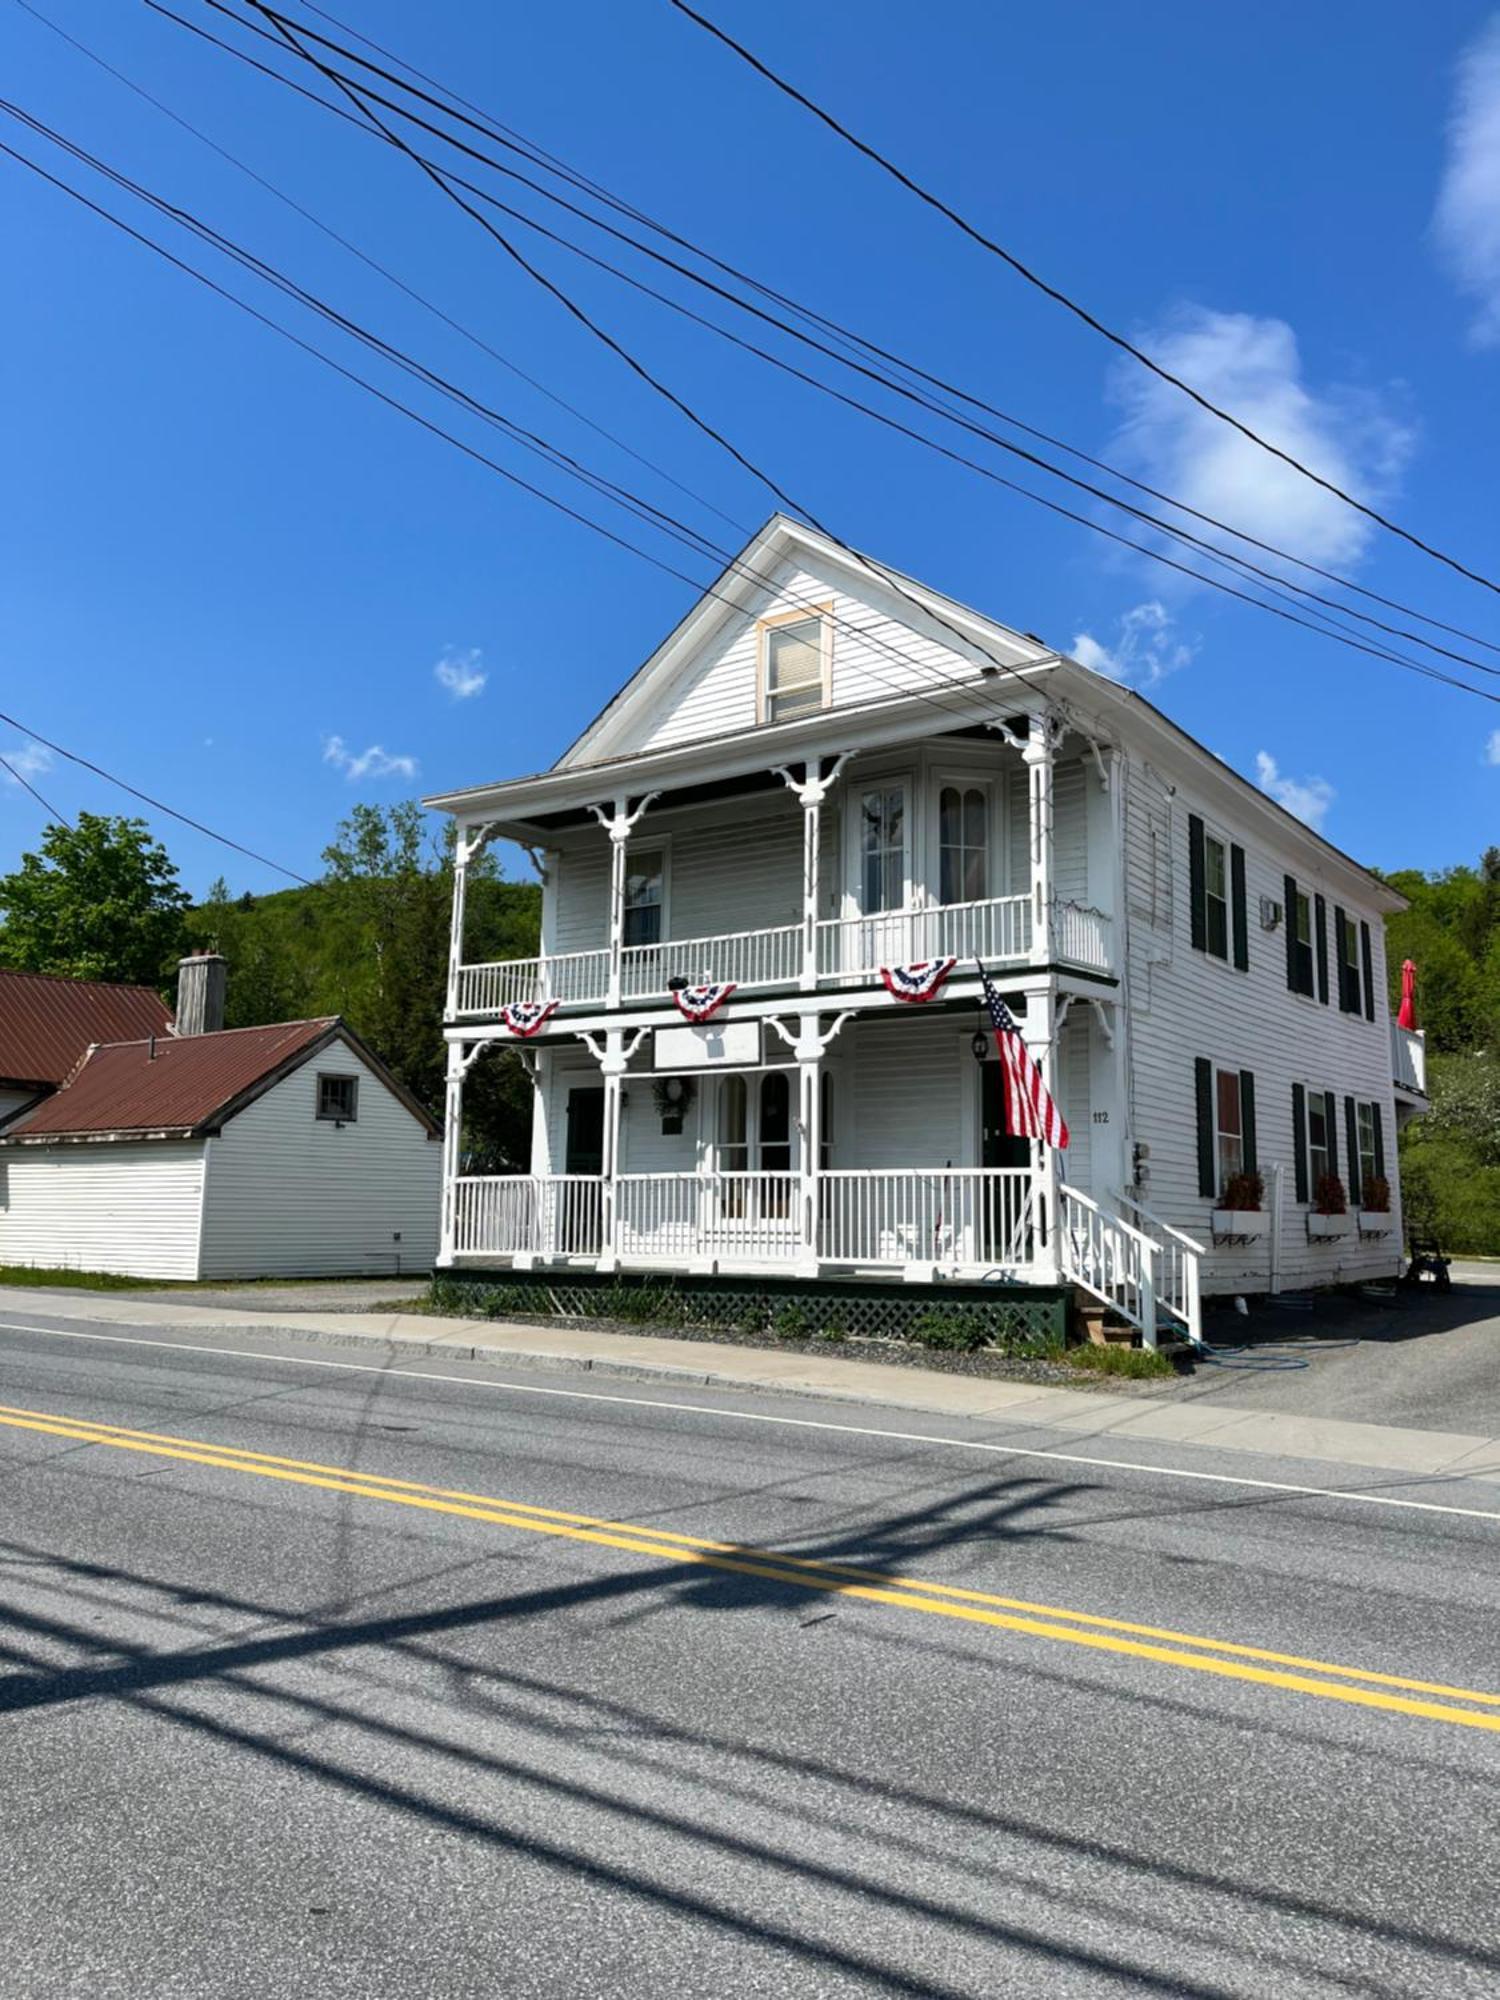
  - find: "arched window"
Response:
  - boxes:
[939,785,988,905]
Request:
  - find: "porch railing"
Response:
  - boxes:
[1051,898,1111,974]
[1118,1193,1204,1348]
[1391,1018,1426,1096]
[621,922,802,1001]
[818,1168,1034,1269]
[452,1173,603,1258]
[816,894,1032,982]
[616,1171,799,1264]
[1057,1183,1160,1347]
[453,948,610,1016]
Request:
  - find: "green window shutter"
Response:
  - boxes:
[1195,1057,1216,1199]
[1325,1087,1339,1186]
[1372,1102,1386,1182]
[1283,873,1298,990]
[1344,1096,1359,1201]
[1292,1083,1308,1203]
[1231,846,1249,971]
[1189,816,1207,953]
[1239,1069,1257,1175]
[1360,922,1375,1022]
[1314,893,1328,1005]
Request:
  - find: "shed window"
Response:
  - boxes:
[317,1074,359,1123]
[762,616,827,724]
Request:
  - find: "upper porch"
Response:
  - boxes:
[444,708,1120,1027]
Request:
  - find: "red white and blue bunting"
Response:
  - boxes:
[879,957,958,1004]
[672,981,736,1023]
[499,999,560,1038]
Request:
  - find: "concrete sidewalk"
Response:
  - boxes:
[5,1284,1500,1490]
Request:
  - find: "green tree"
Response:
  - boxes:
[0,813,188,986]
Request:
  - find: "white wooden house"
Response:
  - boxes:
[427,516,1424,1345]
[0,956,441,1280]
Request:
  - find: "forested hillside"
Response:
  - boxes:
[1382,850,1500,1254]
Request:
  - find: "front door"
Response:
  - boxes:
[565,1086,605,1175]
[980,1060,1032,1264]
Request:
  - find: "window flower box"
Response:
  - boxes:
[1307,1212,1354,1241]
[1212,1208,1269,1241]
[1355,1210,1393,1237]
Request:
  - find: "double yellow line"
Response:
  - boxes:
[5,1397,1499,1735]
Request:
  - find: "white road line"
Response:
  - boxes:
[5,1314,1500,1526]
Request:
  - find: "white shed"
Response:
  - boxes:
[0,1004,441,1282]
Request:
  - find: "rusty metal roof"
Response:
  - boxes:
[0,968,174,1089]
[4,1018,341,1139]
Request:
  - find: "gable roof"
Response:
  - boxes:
[551,513,1054,770]
[1,1017,440,1143]
[0,967,173,1090]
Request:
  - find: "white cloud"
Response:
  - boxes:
[1485,729,1500,765]
[0,740,53,788]
[1070,600,1196,688]
[1434,16,1500,346]
[1255,750,1335,830]
[1107,306,1414,574]
[322,734,418,782]
[434,646,487,700]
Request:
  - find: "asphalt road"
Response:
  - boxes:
[3,1306,1500,1997]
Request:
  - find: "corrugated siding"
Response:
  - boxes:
[1123,755,1402,1293]
[0,1142,205,1279]
[631,560,1006,754]
[198,1042,440,1278]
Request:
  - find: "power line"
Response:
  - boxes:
[139,14,1500,703]
[666,0,1500,603]
[8,0,747,538]
[179,0,1500,674]
[0,749,71,827]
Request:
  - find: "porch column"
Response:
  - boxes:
[439,1042,466,1264]
[1023,716,1058,967]
[591,794,658,1009]
[1023,985,1064,1282]
[599,1031,624,1272]
[797,1033,822,1277]
[446,822,495,1020]
[776,755,849,991]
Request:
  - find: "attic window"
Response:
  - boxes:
[317,1074,359,1124]
[759,608,830,724]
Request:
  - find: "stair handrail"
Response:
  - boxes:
[1115,1193,1207,1257]
[1057,1183,1160,1349]
[1057,1181,1157,1254]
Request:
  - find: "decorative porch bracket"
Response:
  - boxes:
[774,753,851,990]
[589,793,660,1008]
[766,1009,854,1273]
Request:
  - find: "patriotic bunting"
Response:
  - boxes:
[499,999,560,1038]
[880,957,958,1004]
[976,961,1070,1150]
[672,981,736,1023]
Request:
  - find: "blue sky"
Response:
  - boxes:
[3,0,1499,896]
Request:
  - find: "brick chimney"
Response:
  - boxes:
[176,950,227,1036]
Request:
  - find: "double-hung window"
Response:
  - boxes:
[1203,833,1229,961]
[1336,910,1362,1014]
[1307,1089,1333,1188]
[760,611,829,724]
[1215,1067,1244,1189]
[1188,815,1247,969]
[1194,1058,1257,1200]
[623,849,664,949]
[938,784,988,906]
[860,788,906,913]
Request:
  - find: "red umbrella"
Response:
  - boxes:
[1397,958,1418,1031]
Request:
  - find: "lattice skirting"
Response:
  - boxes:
[429,1269,1067,1350]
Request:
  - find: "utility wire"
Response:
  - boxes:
[181,0,1500,673]
[8,0,747,537]
[666,0,1500,602]
[136,13,1500,701]
[0,697,313,882]
[0,750,71,827]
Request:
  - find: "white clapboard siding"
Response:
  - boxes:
[630,560,1003,755]
[847,1015,968,1171]
[1054,759,1088,904]
[1123,753,1402,1293]
[0,1141,206,1279]
[1060,1006,1092,1194]
[198,1040,440,1279]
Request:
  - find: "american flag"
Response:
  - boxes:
[976,963,1070,1150]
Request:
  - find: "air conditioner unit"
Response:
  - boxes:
[1259,896,1283,931]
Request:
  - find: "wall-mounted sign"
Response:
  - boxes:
[654,1021,763,1070]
